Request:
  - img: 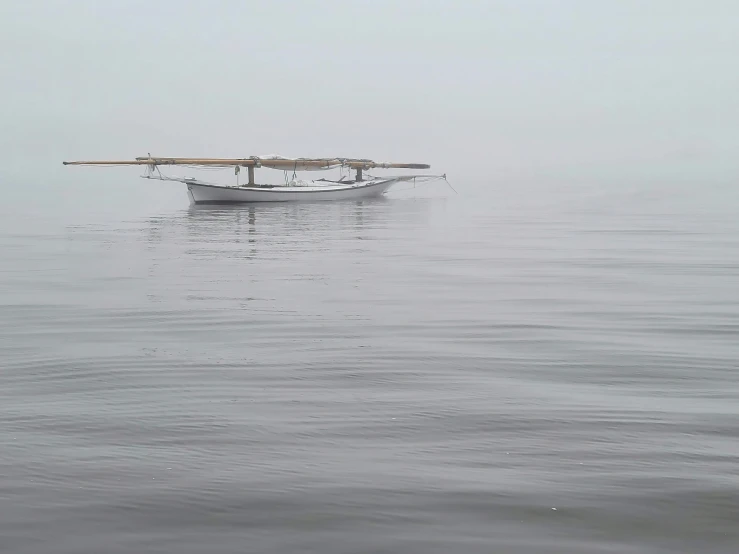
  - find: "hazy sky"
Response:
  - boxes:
[1,0,737,184]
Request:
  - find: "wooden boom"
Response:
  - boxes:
[62,156,430,170]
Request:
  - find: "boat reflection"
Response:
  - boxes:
[144,195,441,262]
[184,198,390,249]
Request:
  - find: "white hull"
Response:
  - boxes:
[185,178,399,204]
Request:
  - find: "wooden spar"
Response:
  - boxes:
[63,159,275,166]
[62,157,431,170]
[247,165,255,185]
[63,160,157,165]
[132,158,431,170]
[361,163,430,169]
[64,159,336,167]
[137,158,341,168]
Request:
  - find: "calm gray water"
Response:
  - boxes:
[1,178,738,553]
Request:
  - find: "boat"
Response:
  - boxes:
[62,155,447,204]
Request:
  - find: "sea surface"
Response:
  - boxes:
[1,177,738,554]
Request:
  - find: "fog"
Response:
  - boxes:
[2,0,737,188]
